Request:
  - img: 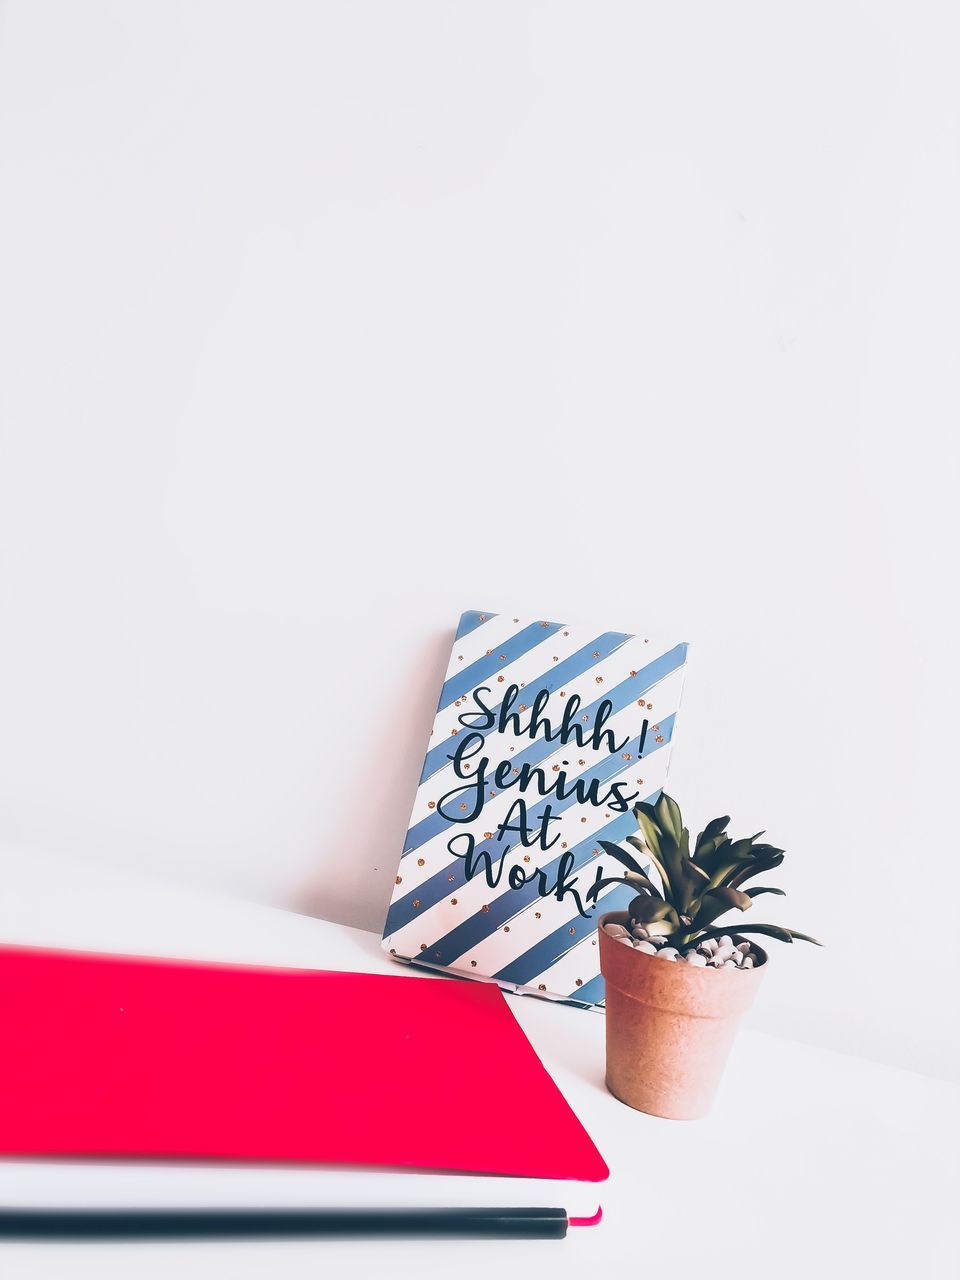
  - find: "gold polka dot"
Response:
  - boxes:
[622,753,632,760]
[460,803,467,810]
[568,927,576,935]
[595,676,603,683]
[563,630,569,636]
[519,703,527,711]
[553,655,559,663]
[390,948,397,955]
[630,670,637,677]
[561,842,568,849]
[413,898,421,908]
[451,898,458,905]
[538,983,547,991]
[481,904,489,913]
[535,911,541,919]
[395,875,402,885]
[575,978,583,987]
[483,831,493,839]
[656,735,664,743]
[581,817,587,823]
[499,654,506,661]
[428,801,436,809]
[513,617,519,622]
[486,649,492,656]
[447,874,455,881]
[417,858,425,867]
[578,759,585,765]
[593,650,600,658]
[559,690,566,698]
[457,655,463,661]
[503,926,510,933]
[523,855,530,863]
[470,960,478,967]
[497,675,504,682]
[450,729,458,736]
[420,943,427,951]
[540,621,549,628]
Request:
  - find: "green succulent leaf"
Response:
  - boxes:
[694,923,823,947]
[728,848,785,889]
[745,885,786,899]
[655,792,683,845]
[629,896,680,926]
[695,815,730,853]
[707,885,753,912]
[689,887,752,930]
[689,896,732,931]
[596,838,646,877]
[645,920,680,937]
[691,834,733,876]
[594,847,664,899]
[627,831,673,897]
[635,811,663,859]
[633,800,660,827]
[706,859,753,891]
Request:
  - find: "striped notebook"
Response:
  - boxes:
[382,611,688,1007]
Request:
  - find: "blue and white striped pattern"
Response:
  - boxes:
[381,611,689,1007]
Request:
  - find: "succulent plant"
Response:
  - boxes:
[595,792,820,957]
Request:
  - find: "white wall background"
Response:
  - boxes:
[1,1,958,1080]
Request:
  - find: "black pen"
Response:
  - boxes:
[0,1206,602,1240]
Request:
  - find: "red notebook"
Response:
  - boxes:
[0,944,607,1204]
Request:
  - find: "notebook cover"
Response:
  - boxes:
[382,611,688,1006]
[0,944,607,1182]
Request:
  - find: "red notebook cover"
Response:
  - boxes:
[0,944,607,1183]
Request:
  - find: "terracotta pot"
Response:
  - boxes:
[598,911,767,1119]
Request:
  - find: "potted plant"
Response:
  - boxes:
[596,793,820,1119]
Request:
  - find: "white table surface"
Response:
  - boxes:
[0,846,954,1279]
